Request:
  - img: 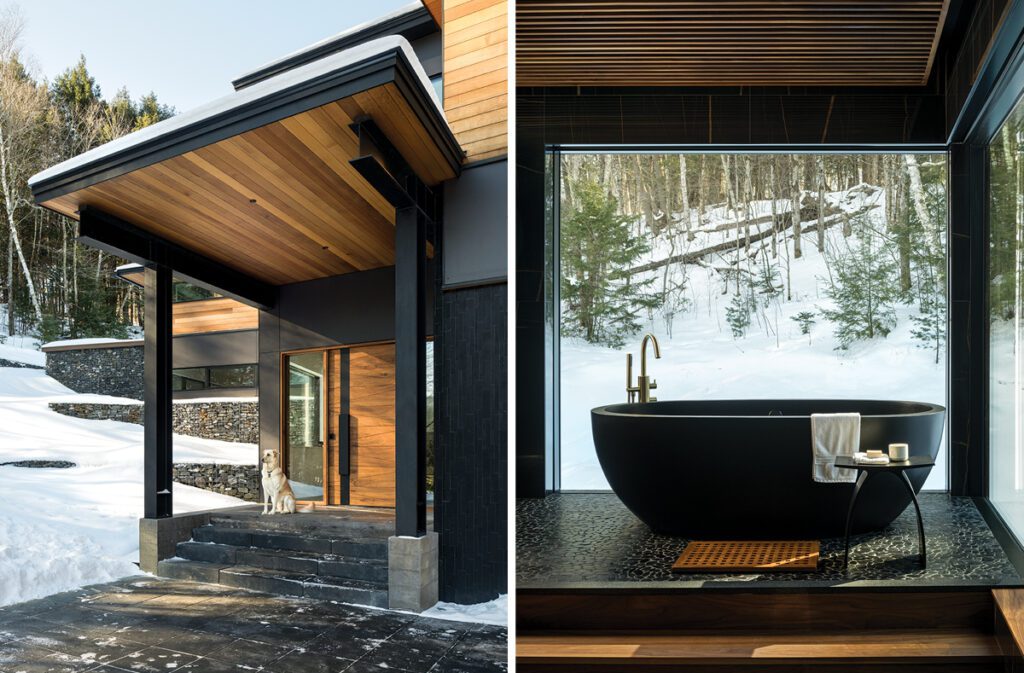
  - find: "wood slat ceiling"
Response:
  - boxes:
[517,0,952,87]
[39,83,453,286]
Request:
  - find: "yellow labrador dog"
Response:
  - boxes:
[261,448,297,515]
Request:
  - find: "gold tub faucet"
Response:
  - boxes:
[627,333,661,403]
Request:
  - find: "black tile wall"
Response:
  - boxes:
[435,283,508,604]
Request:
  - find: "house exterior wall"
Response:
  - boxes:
[257,266,435,460]
[442,0,508,161]
[435,158,508,603]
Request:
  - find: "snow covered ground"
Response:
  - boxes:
[561,185,949,491]
[0,359,253,607]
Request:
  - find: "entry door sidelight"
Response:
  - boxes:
[285,351,326,502]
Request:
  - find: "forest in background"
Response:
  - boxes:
[559,152,948,361]
[0,8,174,344]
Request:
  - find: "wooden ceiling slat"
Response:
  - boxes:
[216,132,391,269]
[517,0,950,87]
[140,161,341,277]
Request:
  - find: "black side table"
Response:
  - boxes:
[834,454,936,570]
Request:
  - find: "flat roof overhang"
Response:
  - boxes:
[29,36,463,287]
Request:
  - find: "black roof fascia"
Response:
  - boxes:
[232,6,438,91]
[30,45,461,206]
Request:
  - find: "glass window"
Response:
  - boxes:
[209,364,257,389]
[172,367,207,392]
[171,364,257,391]
[286,352,325,501]
[554,152,948,490]
[430,74,443,102]
[989,98,1024,533]
[173,281,222,303]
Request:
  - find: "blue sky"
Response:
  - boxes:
[18,1,411,112]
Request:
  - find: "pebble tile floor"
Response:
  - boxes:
[517,493,1023,588]
[0,576,506,673]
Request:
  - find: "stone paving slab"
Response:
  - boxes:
[0,576,506,673]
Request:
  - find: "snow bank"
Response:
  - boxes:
[0,367,250,607]
[0,343,44,367]
[41,337,141,349]
[421,594,507,626]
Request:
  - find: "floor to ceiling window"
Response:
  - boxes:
[990,96,1024,534]
[554,151,949,491]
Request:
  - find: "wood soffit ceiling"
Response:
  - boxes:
[516,0,952,87]
[37,85,455,287]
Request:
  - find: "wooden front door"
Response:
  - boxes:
[326,343,396,507]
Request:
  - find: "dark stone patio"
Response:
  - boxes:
[0,576,506,673]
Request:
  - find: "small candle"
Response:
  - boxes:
[889,443,909,461]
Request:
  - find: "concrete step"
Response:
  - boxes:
[209,508,393,539]
[176,541,388,583]
[191,525,388,560]
[156,559,388,609]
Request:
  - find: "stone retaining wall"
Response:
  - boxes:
[0,357,43,369]
[49,400,258,444]
[172,463,261,502]
[45,343,144,399]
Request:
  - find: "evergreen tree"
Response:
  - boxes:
[133,92,174,129]
[791,310,816,344]
[821,225,899,349]
[560,180,661,348]
[725,288,754,338]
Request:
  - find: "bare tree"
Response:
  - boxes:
[790,155,802,259]
[0,12,45,325]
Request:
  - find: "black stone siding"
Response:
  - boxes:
[173,463,260,502]
[49,400,258,444]
[435,282,507,604]
[46,345,144,399]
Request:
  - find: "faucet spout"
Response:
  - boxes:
[640,333,661,377]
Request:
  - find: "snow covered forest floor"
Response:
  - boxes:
[0,342,252,607]
[560,171,948,491]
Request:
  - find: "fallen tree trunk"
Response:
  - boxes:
[625,204,875,276]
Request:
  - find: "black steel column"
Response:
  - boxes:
[144,264,173,518]
[395,205,427,537]
[948,143,987,497]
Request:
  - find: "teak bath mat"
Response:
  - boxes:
[672,540,820,572]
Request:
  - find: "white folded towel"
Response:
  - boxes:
[811,412,861,483]
[854,452,890,465]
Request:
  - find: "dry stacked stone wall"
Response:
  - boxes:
[45,343,145,399]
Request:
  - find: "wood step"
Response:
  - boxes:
[517,629,1002,670]
[518,589,995,632]
[993,588,1024,661]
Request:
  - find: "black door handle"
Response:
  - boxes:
[338,413,350,476]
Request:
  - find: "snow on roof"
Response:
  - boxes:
[233,2,425,86]
[115,263,143,273]
[41,338,143,351]
[29,35,443,188]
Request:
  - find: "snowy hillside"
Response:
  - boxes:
[0,347,253,607]
[561,183,948,490]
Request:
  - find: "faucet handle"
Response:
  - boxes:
[650,379,657,389]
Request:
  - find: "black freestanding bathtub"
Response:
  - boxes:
[591,399,945,538]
